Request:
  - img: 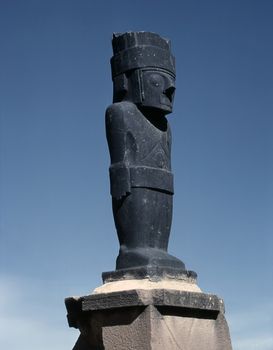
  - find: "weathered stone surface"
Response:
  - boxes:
[92,278,202,294]
[82,289,223,313]
[102,265,197,283]
[102,305,232,350]
[65,288,232,349]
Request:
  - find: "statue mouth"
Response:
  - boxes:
[159,103,173,113]
[160,96,173,108]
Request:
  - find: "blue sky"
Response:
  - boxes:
[0,0,272,349]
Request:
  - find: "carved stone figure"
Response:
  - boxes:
[105,32,189,279]
[65,32,233,350]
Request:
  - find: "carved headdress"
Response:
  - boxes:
[111,31,175,79]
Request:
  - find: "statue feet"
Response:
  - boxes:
[102,246,197,283]
[116,246,185,270]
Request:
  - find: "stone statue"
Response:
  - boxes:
[65,32,233,350]
[104,32,193,280]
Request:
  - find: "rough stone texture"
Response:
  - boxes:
[65,288,232,349]
[92,278,202,294]
[102,305,232,350]
[102,265,197,284]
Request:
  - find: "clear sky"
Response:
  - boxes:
[0,0,272,349]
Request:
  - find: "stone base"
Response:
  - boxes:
[102,265,197,283]
[65,283,232,350]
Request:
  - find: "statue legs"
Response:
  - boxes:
[112,188,185,270]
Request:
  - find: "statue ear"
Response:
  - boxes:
[113,74,128,102]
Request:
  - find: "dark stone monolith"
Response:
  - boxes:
[104,31,194,281]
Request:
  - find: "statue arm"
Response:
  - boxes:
[105,102,131,199]
[105,103,127,164]
[166,122,172,170]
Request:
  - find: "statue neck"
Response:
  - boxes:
[138,106,168,131]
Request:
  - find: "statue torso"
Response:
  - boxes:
[106,102,172,171]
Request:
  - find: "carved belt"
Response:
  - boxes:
[109,164,174,199]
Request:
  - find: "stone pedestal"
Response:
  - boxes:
[65,281,232,350]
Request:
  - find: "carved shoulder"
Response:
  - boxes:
[105,102,137,130]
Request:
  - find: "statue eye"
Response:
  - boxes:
[148,74,164,88]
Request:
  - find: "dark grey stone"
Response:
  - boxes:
[66,289,224,315]
[105,31,194,278]
[102,265,197,283]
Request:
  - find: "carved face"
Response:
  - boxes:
[140,69,175,114]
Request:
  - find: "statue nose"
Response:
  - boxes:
[164,86,176,102]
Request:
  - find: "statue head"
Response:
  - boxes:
[111,32,176,115]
